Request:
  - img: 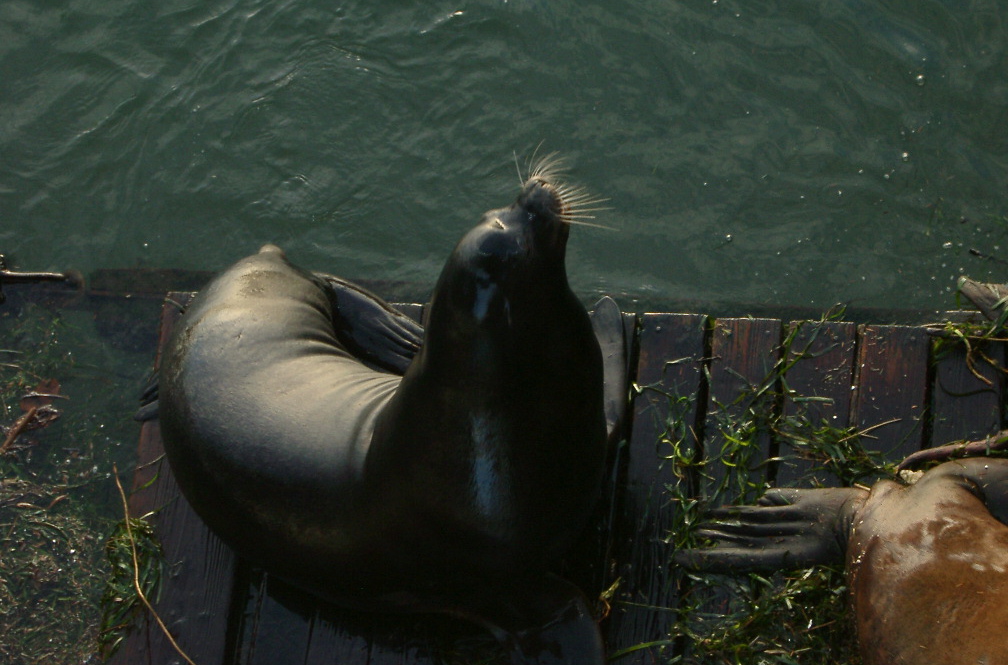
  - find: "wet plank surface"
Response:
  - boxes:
[115,300,1006,665]
[606,313,707,663]
[775,320,858,487]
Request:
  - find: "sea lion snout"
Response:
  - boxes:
[518,179,564,219]
[480,179,563,235]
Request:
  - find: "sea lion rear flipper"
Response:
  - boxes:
[590,296,628,444]
[313,273,424,375]
[675,486,868,573]
[458,572,605,665]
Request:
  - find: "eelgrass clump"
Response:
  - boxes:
[929,316,1008,391]
[627,379,864,664]
[677,566,859,665]
[926,277,1008,388]
[0,306,104,664]
[650,308,880,664]
[774,415,892,487]
[0,477,105,664]
[705,403,774,507]
[0,302,162,663]
[99,511,163,657]
[654,387,705,550]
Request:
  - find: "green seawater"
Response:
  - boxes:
[3,0,1007,312]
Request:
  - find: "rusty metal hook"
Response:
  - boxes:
[0,254,78,304]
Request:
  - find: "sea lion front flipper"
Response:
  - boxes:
[133,371,160,422]
[591,296,628,444]
[675,486,868,573]
[313,273,424,375]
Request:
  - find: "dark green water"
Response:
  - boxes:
[4,0,1008,313]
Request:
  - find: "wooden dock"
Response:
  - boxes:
[108,295,1005,665]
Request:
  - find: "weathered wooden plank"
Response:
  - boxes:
[241,573,497,665]
[111,293,237,665]
[358,619,435,665]
[605,312,708,664]
[111,429,239,665]
[851,325,930,460]
[682,317,784,635]
[234,570,458,665]
[930,338,1004,445]
[235,571,457,665]
[365,638,425,665]
[233,572,313,665]
[704,317,783,503]
[775,320,858,487]
[302,611,371,665]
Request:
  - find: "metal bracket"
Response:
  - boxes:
[0,254,78,304]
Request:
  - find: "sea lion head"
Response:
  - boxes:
[428,156,604,332]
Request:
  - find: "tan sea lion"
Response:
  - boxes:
[677,456,1008,664]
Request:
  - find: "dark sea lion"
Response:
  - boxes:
[677,455,1008,665]
[149,158,622,664]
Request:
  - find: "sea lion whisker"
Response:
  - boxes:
[526,141,546,174]
[553,186,605,202]
[513,151,611,231]
[538,164,568,182]
[550,182,611,229]
[530,152,568,182]
[560,218,617,231]
[512,150,525,188]
[555,188,590,201]
[565,208,610,219]
[530,149,562,169]
[549,182,603,201]
[560,194,608,207]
